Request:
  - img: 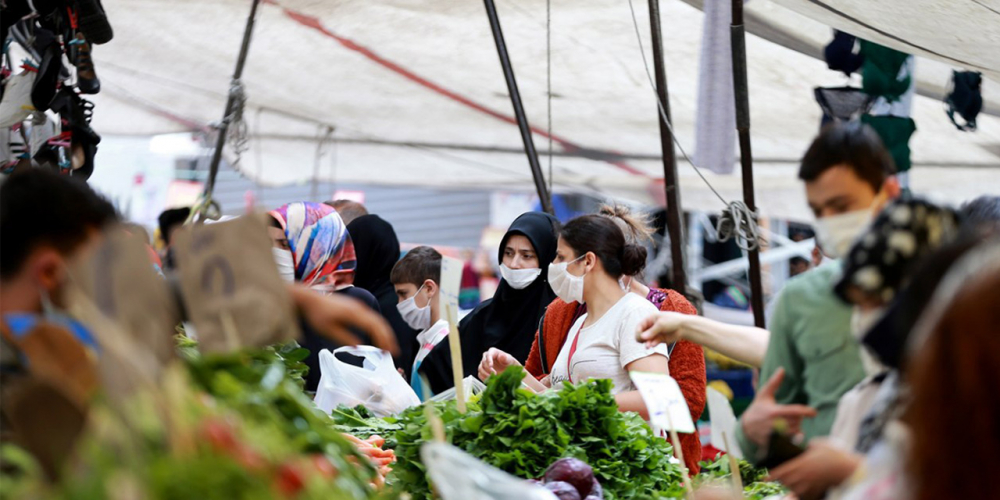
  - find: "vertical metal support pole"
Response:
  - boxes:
[205,0,262,199]
[483,0,554,215]
[731,0,766,328]
[647,0,686,292]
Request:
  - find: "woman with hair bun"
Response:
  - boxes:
[478,213,673,418]
[505,206,706,473]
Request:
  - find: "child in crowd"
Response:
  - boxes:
[390,246,447,400]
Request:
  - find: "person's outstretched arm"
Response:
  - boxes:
[636,311,769,367]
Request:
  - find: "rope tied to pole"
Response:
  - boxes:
[225,79,250,166]
[625,0,764,253]
[715,200,763,252]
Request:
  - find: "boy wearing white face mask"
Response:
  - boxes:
[389,246,446,400]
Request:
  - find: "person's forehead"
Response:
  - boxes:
[806,164,876,205]
[505,234,534,250]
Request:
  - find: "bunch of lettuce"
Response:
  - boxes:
[340,367,686,500]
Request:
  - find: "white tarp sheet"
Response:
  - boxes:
[86,0,1000,221]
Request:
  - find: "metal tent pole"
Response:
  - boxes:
[204,0,262,200]
[483,0,555,216]
[731,0,766,328]
[647,0,687,292]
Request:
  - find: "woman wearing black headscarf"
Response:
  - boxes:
[347,214,419,372]
[421,212,559,393]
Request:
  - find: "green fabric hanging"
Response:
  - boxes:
[862,115,917,173]
[860,41,911,102]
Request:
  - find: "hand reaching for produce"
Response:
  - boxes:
[289,284,399,355]
[765,438,861,500]
[478,347,520,381]
[740,368,818,446]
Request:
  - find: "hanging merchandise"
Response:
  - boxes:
[944,71,983,132]
[861,114,916,173]
[860,41,912,103]
[693,0,737,175]
[814,86,874,126]
[824,30,864,76]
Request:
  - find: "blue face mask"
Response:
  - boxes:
[3,312,99,352]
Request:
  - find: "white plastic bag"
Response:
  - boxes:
[422,442,558,500]
[314,346,420,417]
[429,376,487,403]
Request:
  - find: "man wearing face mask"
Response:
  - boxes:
[389,246,446,399]
[727,122,902,464]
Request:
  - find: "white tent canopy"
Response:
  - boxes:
[89,0,1000,221]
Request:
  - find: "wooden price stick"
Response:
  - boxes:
[721,430,744,494]
[425,404,445,443]
[445,304,466,414]
[664,408,694,499]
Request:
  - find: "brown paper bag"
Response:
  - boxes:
[171,215,299,353]
[68,226,180,368]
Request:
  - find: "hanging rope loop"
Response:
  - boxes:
[715,200,764,252]
[225,78,250,165]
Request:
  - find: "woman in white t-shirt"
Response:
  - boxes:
[477,215,669,419]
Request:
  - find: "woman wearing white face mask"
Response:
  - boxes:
[268,202,382,391]
[417,212,559,394]
[477,214,669,421]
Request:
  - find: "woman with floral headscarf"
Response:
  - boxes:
[268,202,381,390]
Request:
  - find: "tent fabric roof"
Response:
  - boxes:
[89,0,1000,221]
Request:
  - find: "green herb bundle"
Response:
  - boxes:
[339,367,687,500]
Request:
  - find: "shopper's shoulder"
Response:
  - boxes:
[782,262,842,295]
[621,292,659,315]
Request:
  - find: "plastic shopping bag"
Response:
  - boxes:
[429,376,487,403]
[422,442,558,500]
[314,346,420,417]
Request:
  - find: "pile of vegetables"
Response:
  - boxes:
[336,367,686,500]
[695,455,787,500]
[0,340,386,500]
[532,457,604,500]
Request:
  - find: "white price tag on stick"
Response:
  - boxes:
[630,371,696,434]
[172,215,299,353]
[707,387,744,459]
[438,255,465,412]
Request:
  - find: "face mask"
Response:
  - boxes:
[547,255,586,304]
[272,247,296,283]
[814,194,884,259]
[397,284,432,331]
[500,264,542,290]
[851,306,888,376]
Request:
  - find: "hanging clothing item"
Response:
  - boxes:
[860,41,912,103]
[420,212,559,394]
[945,71,983,131]
[694,0,737,174]
[269,202,356,291]
[860,115,917,173]
[347,214,419,372]
[824,30,864,76]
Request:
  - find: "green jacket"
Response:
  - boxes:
[735,263,865,463]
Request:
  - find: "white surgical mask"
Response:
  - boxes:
[272,247,296,282]
[547,255,586,304]
[397,285,432,331]
[500,264,542,290]
[851,306,888,376]
[814,194,884,259]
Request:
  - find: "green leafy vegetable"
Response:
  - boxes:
[339,367,687,500]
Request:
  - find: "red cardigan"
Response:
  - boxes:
[524,289,707,474]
